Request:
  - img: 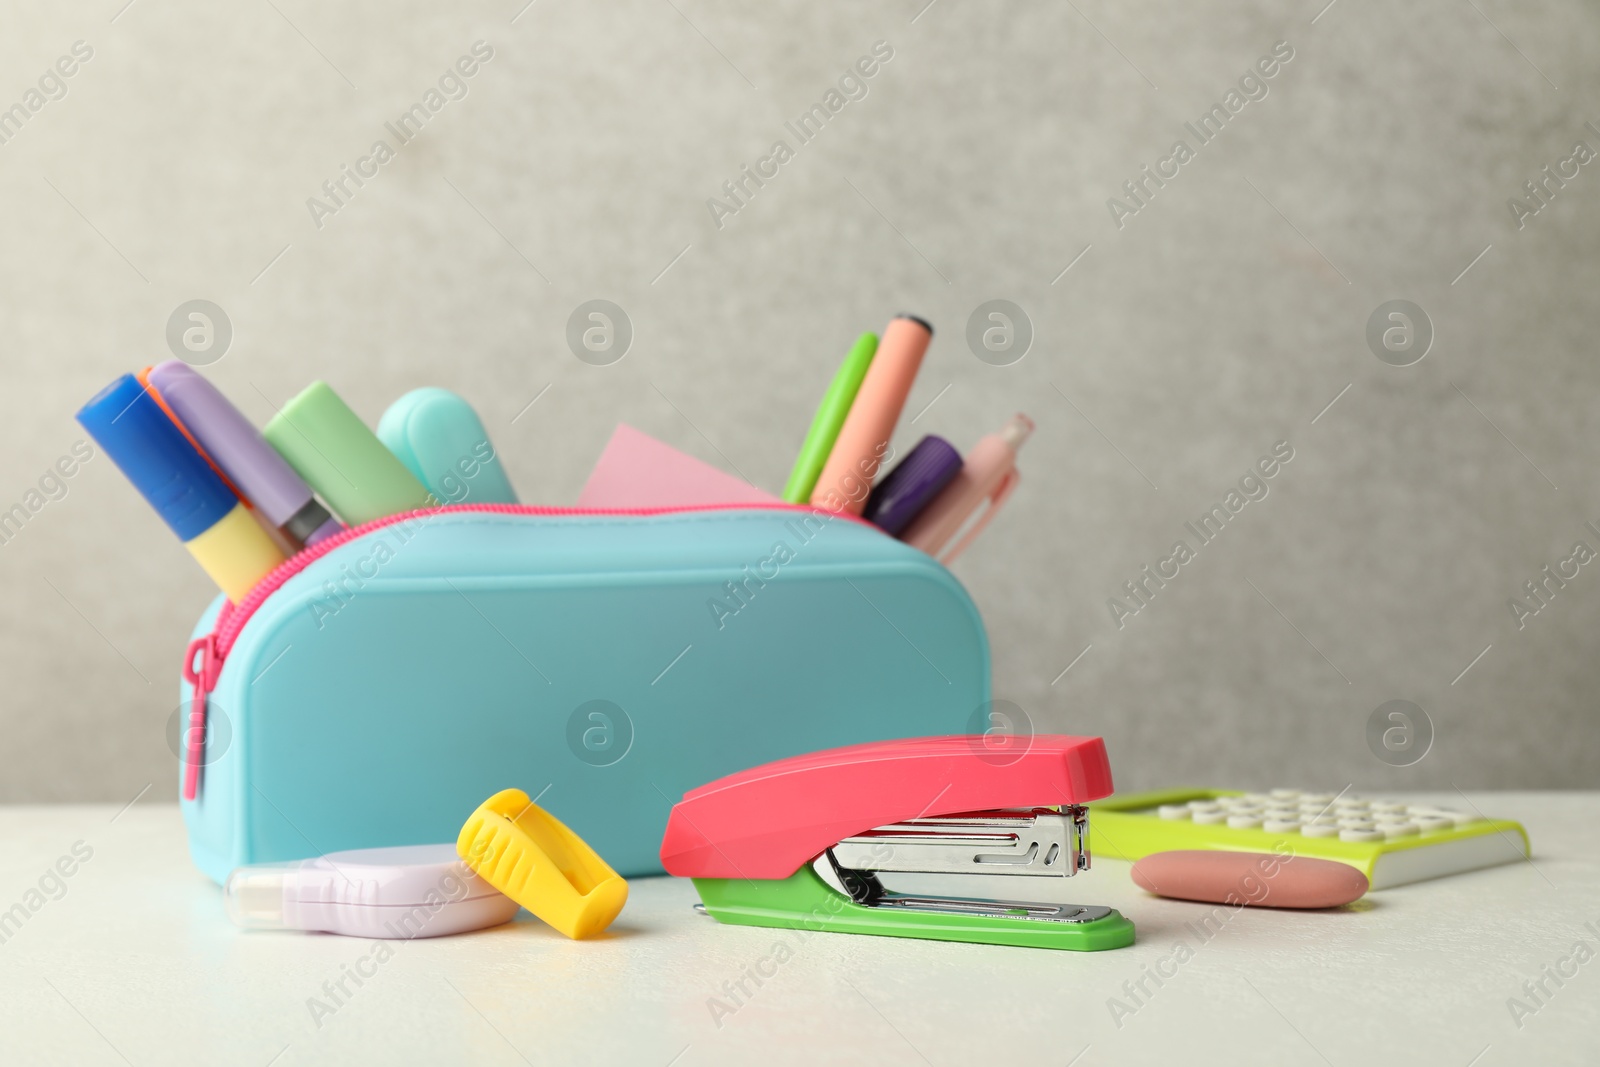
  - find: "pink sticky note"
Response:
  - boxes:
[576,423,779,509]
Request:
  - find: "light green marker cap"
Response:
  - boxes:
[262,381,433,526]
[782,332,878,503]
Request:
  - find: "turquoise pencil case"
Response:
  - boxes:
[178,503,990,884]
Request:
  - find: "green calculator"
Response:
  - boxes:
[1091,788,1530,889]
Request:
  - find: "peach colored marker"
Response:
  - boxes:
[902,413,1033,563]
[809,315,932,515]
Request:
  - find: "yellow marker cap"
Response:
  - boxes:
[457,789,628,940]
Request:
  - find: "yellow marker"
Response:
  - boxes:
[185,503,291,602]
[457,789,628,939]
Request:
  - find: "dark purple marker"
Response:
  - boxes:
[863,435,963,537]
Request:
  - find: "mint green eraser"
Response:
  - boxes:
[262,381,433,526]
[377,388,517,506]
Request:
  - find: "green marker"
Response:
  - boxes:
[262,381,433,526]
[781,332,878,503]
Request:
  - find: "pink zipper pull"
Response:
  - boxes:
[181,635,220,801]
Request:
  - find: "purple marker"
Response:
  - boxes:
[146,361,343,549]
[862,435,963,537]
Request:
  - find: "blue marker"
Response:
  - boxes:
[77,374,286,601]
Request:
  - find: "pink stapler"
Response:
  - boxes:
[660,735,1135,950]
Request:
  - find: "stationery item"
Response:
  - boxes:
[576,423,778,509]
[260,381,432,525]
[1091,788,1531,890]
[660,735,1136,951]
[457,789,627,939]
[225,844,519,938]
[1130,850,1369,909]
[76,374,287,603]
[178,504,986,884]
[862,435,962,536]
[137,366,245,499]
[902,413,1033,563]
[809,315,932,515]
[781,332,878,503]
[146,361,343,548]
[377,388,518,505]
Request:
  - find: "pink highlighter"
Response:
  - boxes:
[902,413,1033,563]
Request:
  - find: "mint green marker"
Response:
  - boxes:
[262,381,433,526]
[782,332,878,503]
[377,388,519,506]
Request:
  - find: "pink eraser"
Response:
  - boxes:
[1130,850,1368,909]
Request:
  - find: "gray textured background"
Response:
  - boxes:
[2,0,1596,802]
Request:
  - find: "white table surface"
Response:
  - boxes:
[0,794,1595,1066]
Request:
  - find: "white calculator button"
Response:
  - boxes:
[1334,800,1369,811]
[1193,809,1230,825]
[1380,822,1419,839]
[1306,815,1340,826]
[1299,793,1335,804]
[1411,808,1479,826]
[1187,800,1222,811]
[1240,793,1274,804]
[1371,801,1407,814]
[1340,828,1386,843]
[1438,810,1482,826]
[1412,816,1454,833]
[1159,805,1193,820]
[1227,814,1264,829]
[1265,807,1299,819]
[1269,789,1301,799]
[1264,819,1302,833]
[1301,823,1342,838]
[1338,819,1375,831]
